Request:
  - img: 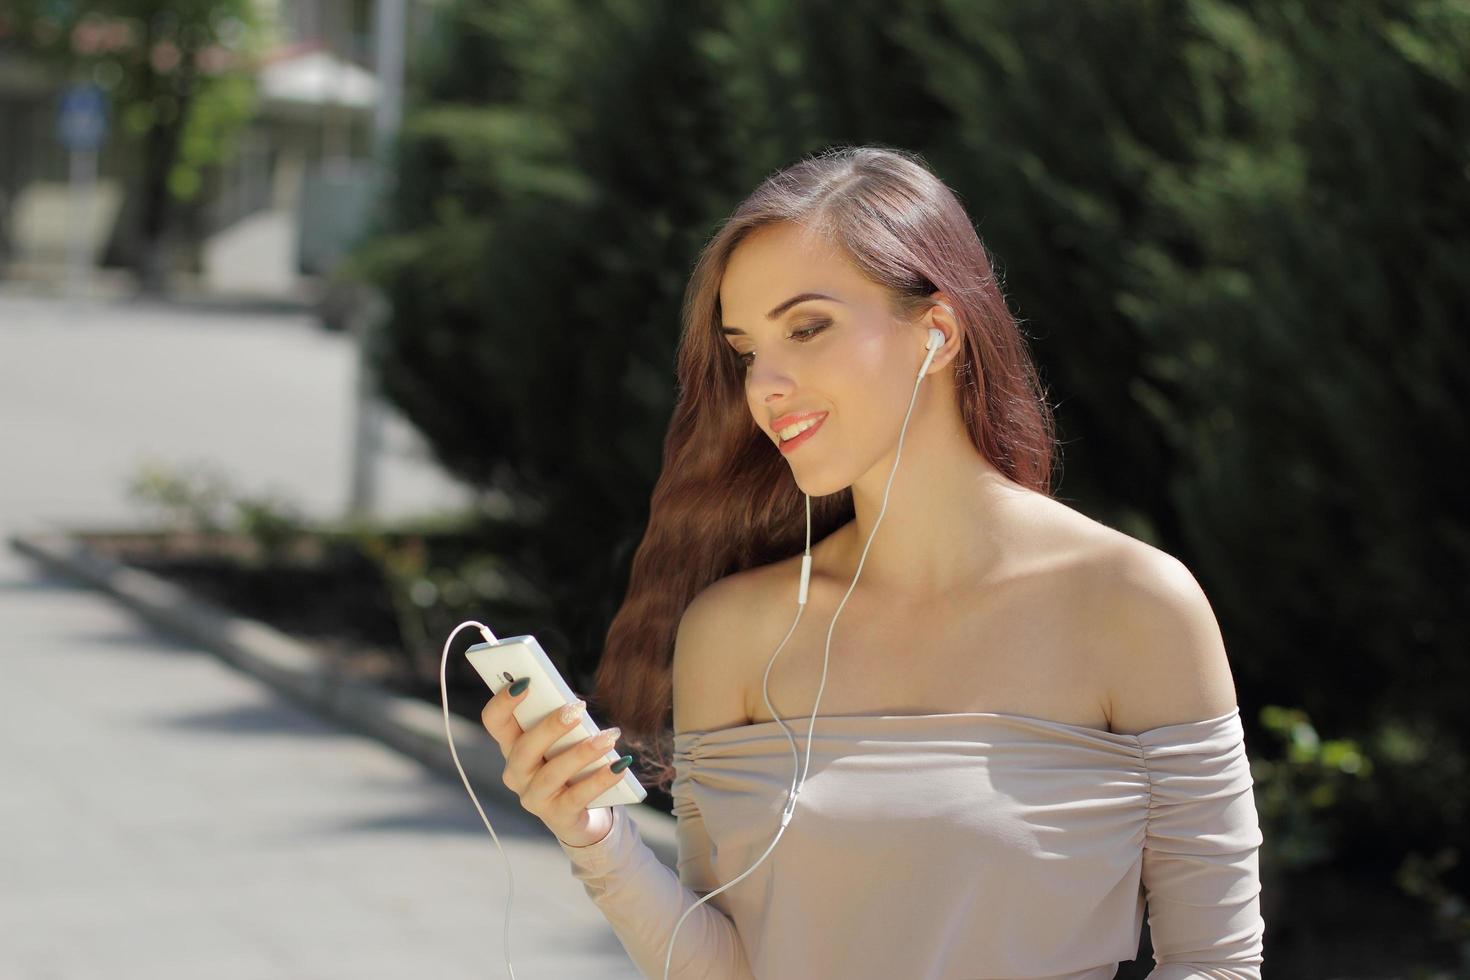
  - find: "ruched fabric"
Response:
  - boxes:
[559,706,1265,979]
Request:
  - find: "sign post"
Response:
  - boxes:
[342,0,406,520]
[57,82,108,304]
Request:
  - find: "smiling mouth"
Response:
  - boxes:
[776,414,826,441]
[776,413,827,452]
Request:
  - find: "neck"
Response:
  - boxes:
[825,403,1032,598]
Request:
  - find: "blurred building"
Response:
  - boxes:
[0,0,434,299]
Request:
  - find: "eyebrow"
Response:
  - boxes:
[719,292,842,335]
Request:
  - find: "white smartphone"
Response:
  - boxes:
[465,634,648,808]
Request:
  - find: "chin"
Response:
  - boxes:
[789,463,856,499]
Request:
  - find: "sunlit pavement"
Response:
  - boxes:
[0,292,641,979]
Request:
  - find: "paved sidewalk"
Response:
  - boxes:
[0,294,642,978]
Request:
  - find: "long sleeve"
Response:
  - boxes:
[1139,714,1267,979]
[557,781,754,979]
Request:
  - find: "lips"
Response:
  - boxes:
[770,410,828,432]
[776,413,827,453]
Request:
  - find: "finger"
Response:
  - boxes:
[508,696,586,791]
[510,695,586,771]
[529,725,621,802]
[560,752,636,813]
[481,677,530,753]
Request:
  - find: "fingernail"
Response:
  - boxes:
[610,754,634,774]
[559,699,586,724]
[595,727,621,748]
[508,677,530,697]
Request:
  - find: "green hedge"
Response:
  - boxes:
[348,1,1470,965]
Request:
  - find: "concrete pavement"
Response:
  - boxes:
[0,292,644,978]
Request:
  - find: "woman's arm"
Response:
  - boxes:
[1139,725,1266,979]
[1106,548,1266,977]
[559,800,754,979]
[559,577,757,979]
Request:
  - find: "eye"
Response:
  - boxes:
[733,320,830,369]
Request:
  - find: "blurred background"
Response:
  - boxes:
[1,0,1467,976]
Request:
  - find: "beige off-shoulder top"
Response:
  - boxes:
[559,706,1265,979]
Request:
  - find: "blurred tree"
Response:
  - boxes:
[902,0,1470,963]
[348,0,955,687]
[4,0,260,292]
[350,0,1469,964]
[1126,3,1470,958]
[349,0,740,668]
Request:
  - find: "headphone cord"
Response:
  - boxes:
[661,333,942,979]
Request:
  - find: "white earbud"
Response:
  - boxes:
[926,326,944,351]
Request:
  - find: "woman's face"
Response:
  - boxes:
[719,222,938,496]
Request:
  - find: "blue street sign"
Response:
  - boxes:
[58,83,108,152]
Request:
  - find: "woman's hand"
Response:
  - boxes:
[481,679,632,848]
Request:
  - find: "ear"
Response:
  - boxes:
[921,293,962,373]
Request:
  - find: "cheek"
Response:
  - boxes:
[740,336,895,438]
[844,346,916,437]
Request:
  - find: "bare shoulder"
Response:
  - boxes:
[671,567,770,737]
[1082,533,1240,736]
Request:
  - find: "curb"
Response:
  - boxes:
[6,528,679,867]
[0,271,319,316]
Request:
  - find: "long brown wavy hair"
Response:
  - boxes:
[591,144,1058,793]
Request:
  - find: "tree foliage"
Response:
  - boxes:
[352,0,1469,963]
[4,0,261,288]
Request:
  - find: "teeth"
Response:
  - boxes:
[778,416,824,441]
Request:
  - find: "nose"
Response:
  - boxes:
[748,357,797,409]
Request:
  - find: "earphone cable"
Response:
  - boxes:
[440,620,520,980]
[785,338,937,807]
[439,326,946,980]
[662,331,942,979]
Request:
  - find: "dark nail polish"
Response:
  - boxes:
[610,754,634,774]
[508,677,530,697]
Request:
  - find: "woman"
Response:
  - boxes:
[482,145,1266,979]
